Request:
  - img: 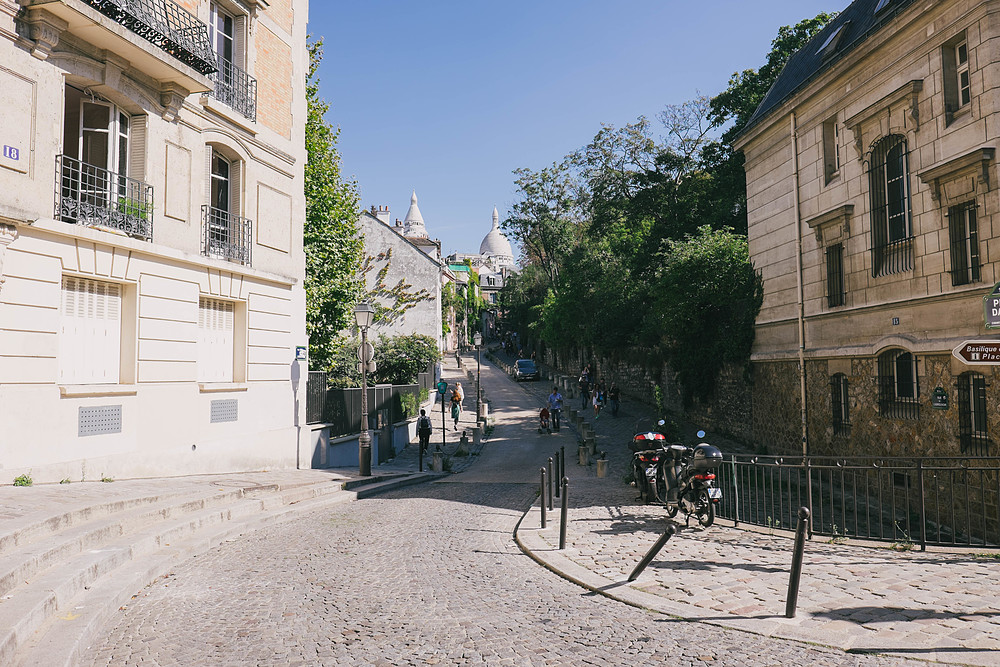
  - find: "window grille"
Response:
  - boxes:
[830,373,850,436]
[877,349,919,419]
[826,243,845,307]
[958,372,989,455]
[948,201,980,286]
[869,135,912,277]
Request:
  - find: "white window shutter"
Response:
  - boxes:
[59,277,121,384]
[198,298,234,382]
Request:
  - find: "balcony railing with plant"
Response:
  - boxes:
[201,204,252,265]
[56,154,153,240]
[211,56,257,121]
[81,0,217,75]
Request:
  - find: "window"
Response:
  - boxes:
[58,277,121,384]
[208,2,256,121]
[874,0,892,12]
[948,201,980,286]
[831,373,850,436]
[816,22,849,59]
[198,298,234,382]
[877,349,919,419]
[958,372,989,455]
[869,135,912,277]
[826,243,845,307]
[823,117,840,184]
[203,146,250,264]
[943,34,971,123]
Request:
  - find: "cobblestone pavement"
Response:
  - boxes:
[79,354,930,666]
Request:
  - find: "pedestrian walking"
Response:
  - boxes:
[417,409,433,452]
[592,384,604,419]
[578,373,590,410]
[450,382,464,430]
[609,382,621,417]
[547,386,563,432]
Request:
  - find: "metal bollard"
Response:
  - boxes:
[785,506,811,618]
[547,457,554,509]
[559,477,569,550]
[560,446,566,481]
[540,467,547,529]
[554,451,561,498]
[628,524,676,581]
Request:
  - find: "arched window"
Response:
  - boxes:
[869,135,912,277]
[830,373,850,436]
[957,372,989,455]
[877,349,919,419]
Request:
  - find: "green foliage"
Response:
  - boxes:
[101,474,114,483]
[13,473,32,487]
[373,334,440,385]
[651,226,763,404]
[59,478,71,484]
[362,247,433,326]
[304,39,364,373]
[401,388,429,418]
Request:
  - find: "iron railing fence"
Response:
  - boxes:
[81,0,217,74]
[715,455,1000,550]
[201,204,252,265]
[306,371,327,425]
[56,154,153,240]
[211,56,257,121]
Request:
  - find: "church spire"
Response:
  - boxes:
[403,190,428,238]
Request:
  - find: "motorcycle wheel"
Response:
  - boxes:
[698,490,715,528]
[665,503,678,518]
[631,461,647,503]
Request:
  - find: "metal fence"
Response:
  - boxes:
[306,370,420,434]
[715,455,1000,549]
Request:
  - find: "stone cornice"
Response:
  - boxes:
[805,204,854,244]
[845,79,922,159]
[917,147,995,201]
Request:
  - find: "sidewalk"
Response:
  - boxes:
[504,351,1000,667]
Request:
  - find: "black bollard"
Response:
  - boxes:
[560,445,566,482]
[559,477,569,550]
[547,457,554,510]
[628,524,676,582]
[554,451,561,498]
[785,506,811,618]
[540,467,547,529]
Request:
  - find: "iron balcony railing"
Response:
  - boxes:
[56,154,153,240]
[211,56,257,122]
[715,454,1000,550]
[201,204,252,265]
[82,0,217,75]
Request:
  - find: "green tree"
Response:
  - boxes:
[372,334,440,385]
[304,39,363,373]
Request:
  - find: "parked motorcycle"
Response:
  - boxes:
[663,430,723,527]
[628,419,669,504]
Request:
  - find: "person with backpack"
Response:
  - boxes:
[450,382,464,430]
[417,409,433,453]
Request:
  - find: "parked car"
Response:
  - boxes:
[514,359,539,382]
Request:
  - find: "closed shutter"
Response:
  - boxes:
[58,277,121,384]
[234,14,247,71]
[198,297,234,382]
[129,115,147,183]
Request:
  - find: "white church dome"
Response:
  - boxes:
[480,207,513,259]
[403,190,428,238]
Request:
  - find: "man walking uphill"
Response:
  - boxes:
[547,386,563,432]
[417,409,433,453]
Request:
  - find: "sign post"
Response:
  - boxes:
[436,380,448,451]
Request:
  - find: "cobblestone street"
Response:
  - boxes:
[80,356,927,666]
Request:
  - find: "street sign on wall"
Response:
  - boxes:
[953,340,1000,364]
[984,283,1000,329]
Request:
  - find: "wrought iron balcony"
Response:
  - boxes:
[211,56,258,122]
[80,0,217,75]
[201,205,252,265]
[56,155,154,240]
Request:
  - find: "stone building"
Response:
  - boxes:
[359,193,445,349]
[0,0,309,482]
[736,0,1000,458]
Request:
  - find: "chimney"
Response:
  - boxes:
[375,205,391,225]
[395,218,403,228]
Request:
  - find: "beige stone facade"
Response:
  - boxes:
[0,0,310,482]
[737,0,1000,457]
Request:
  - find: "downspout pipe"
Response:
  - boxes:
[790,112,808,459]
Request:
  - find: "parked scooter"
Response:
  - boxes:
[628,419,668,504]
[663,430,723,527]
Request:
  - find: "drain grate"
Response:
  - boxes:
[79,405,122,437]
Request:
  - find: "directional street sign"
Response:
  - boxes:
[984,282,1000,329]
[953,340,1000,364]
[356,342,375,363]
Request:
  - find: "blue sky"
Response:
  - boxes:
[310,1,837,259]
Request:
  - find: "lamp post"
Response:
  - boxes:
[473,331,483,421]
[354,301,375,476]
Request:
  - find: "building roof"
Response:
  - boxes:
[403,190,428,238]
[741,0,919,136]
[479,207,514,258]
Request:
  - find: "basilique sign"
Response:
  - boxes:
[952,340,1000,364]
[984,282,1000,329]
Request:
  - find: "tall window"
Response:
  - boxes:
[198,297,235,382]
[943,33,971,123]
[869,135,912,277]
[823,117,840,184]
[58,277,121,384]
[877,349,919,419]
[826,243,845,307]
[831,373,850,436]
[958,372,989,455]
[956,41,970,108]
[948,201,980,286]
[210,3,235,67]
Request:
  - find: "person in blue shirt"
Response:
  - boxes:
[547,387,563,432]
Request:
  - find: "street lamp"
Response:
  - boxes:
[473,331,483,421]
[355,301,376,476]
